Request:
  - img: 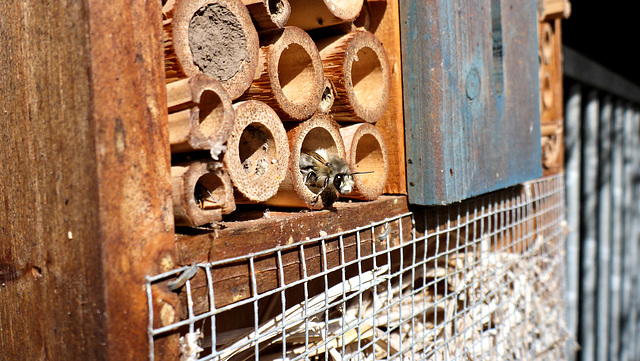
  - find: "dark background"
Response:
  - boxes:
[563,0,639,85]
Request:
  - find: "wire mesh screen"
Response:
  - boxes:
[146,174,568,361]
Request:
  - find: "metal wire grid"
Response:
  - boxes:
[146,174,568,361]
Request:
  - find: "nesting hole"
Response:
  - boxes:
[194,173,225,210]
[278,44,315,105]
[239,124,276,177]
[268,0,284,16]
[354,134,383,188]
[540,23,554,65]
[300,128,339,192]
[318,83,334,112]
[198,90,224,135]
[540,71,553,110]
[351,47,383,110]
[189,3,247,81]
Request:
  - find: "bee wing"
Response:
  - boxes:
[305,150,328,166]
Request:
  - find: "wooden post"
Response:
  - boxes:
[167,75,235,158]
[286,0,364,30]
[265,114,346,209]
[367,0,407,195]
[172,161,235,226]
[241,0,291,30]
[223,100,289,202]
[239,26,324,121]
[316,30,390,123]
[339,123,388,200]
[163,0,259,100]
[0,0,177,359]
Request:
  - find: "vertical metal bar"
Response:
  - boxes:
[276,250,286,361]
[205,265,217,357]
[609,99,626,361]
[633,108,640,361]
[146,281,155,361]
[596,95,613,361]
[621,104,637,361]
[580,90,600,361]
[249,258,259,360]
[564,83,582,361]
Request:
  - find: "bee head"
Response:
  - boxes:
[333,173,354,195]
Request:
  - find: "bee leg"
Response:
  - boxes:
[313,177,331,204]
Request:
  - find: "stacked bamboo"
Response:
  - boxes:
[164,0,391,226]
[538,0,571,176]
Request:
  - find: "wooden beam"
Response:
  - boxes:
[0,0,177,359]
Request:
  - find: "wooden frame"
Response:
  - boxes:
[0,1,406,359]
[0,0,176,359]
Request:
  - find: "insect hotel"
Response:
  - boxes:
[7,0,630,360]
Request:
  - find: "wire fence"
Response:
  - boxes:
[146,174,568,360]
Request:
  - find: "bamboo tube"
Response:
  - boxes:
[317,77,336,114]
[316,30,390,123]
[539,68,553,111]
[223,100,289,202]
[286,0,364,31]
[241,0,291,30]
[238,26,324,121]
[539,22,554,66]
[167,75,234,158]
[172,161,235,226]
[541,127,563,170]
[339,123,388,200]
[265,114,346,209]
[163,0,259,100]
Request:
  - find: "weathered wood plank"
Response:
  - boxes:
[368,0,407,194]
[0,0,177,359]
[400,0,541,205]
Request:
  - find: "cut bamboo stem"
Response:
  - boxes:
[286,0,364,31]
[265,114,346,209]
[539,22,554,66]
[223,100,289,202]
[317,77,336,114]
[339,123,388,200]
[541,127,563,171]
[241,0,291,30]
[316,30,390,123]
[167,75,235,158]
[238,26,324,121]
[163,0,259,100]
[172,161,235,226]
[539,68,553,111]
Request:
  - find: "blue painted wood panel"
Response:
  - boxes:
[400,0,542,205]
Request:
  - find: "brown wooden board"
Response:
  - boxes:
[368,0,407,195]
[0,0,177,359]
[174,196,414,312]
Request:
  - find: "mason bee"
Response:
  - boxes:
[194,182,217,209]
[299,148,372,205]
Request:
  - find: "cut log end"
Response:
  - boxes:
[223,100,289,202]
[319,30,390,123]
[167,75,234,154]
[172,161,235,227]
[242,0,291,30]
[266,114,345,209]
[165,0,259,100]
[286,0,364,30]
[340,123,388,201]
[241,26,324,121]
